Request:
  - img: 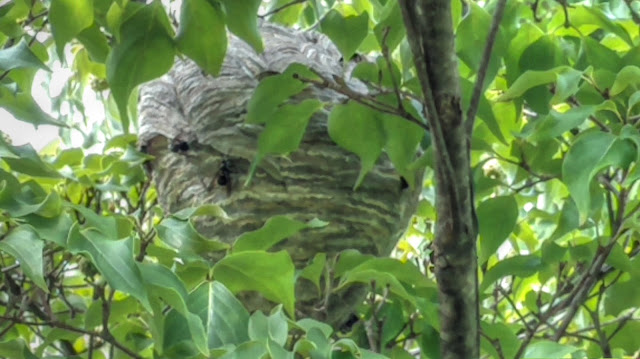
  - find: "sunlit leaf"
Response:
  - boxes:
[106,2,175,131]
[477,196,518,264]
[176,0,227,76]
[328,101,385,189]
[321,10,368,59]
[213,250,295,316]
[220,0,263,52]
[0,225,47,292]
[0,39,50,71]
[50,0,93,59]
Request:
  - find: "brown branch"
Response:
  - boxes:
[465,0,507,137]
[0,315,142,359]
[294,73,429,131]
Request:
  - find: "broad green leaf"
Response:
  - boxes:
[562,131,634,220]
[457,3,504,86]
[605,242,634,274]
[461,78,505,144]
[234,216,308,252]
[0,138,62,178]
[477,196,518,264]
[373,1,405,51]
[581,36,622,73]
[220,0,263,52]
[528,106,596,141]
[0,39,49,71]
[337,268,416,306]
[106,2,175,131]
[0,85,65,127]
[299,253,326,292]
[548,197,579,242]
[246,64,312,124]
[480,255,543,292]
[569,6,633,46]
[76,23,111,63]
[328,102,385,189]
[346,257,435,289]
[248,99,323,181]
[610,66,640,96]
[176,0,227,76]
[266,0,306,26]
[0,339,39,359]
[381,114,423,188]
[604,277,640,316]
[26,213,73,247]
[321,10,368,59]
[213,250,295,316]
[219,341,267,359]
[523,340,578,359]
[50,0,93,59]
[156,216,229,260]
[163,281,250,352]
[67,224,150,310]
[0,225,47,292]
[498,67,581,102]
[248,307,288,346]
[609,321,640,354]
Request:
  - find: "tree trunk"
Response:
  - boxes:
[399,1,480,358]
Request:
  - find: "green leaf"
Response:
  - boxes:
[67,224,150,310]
[106,2,175,132]
[0,138,62,178]
[0,39,50,71]
[561,131,624,220]
[569,6,633,46]
[337,268,416,307]
[163,281,250,352]
[480,255,543,292]
[456,3,504,86]
[477,196,518,264]
[328,101,385,189]
[523,340,578,359]
[76,23,111,63]
[609,321,640,354]
[320,10,368,59]
[610,66,640,96]
[220,0,263,52]
[248,307,288,346]
[380,114,423,188]
[0,225,47,292]
[299,253,326,292]
[176,0,227,76]
[604,277,640,316]
[246,65,311,124]
[140,262,208,355]
[49,0,93,59]
[548,197,579,241]
[234,215,308,252]
[156,216,229,260]
[528,106,596,141]
[498,67,580,102]
[213,250,295,316]
[373,1,405,52]
[0,85,65,127]
[0,339,39,359]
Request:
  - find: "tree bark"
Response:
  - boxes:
[398,1,479,358]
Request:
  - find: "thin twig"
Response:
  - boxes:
[259,0,307,18]
[465,0,507,137]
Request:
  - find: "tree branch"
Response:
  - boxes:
[465,0,507,137]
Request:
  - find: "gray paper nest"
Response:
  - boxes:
[138,22,422,326]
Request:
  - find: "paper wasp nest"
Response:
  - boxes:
[138,22,421,326]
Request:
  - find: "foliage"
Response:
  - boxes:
[0,0,640,358]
